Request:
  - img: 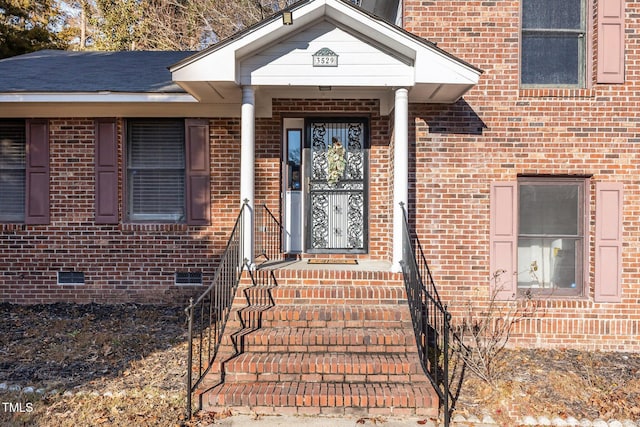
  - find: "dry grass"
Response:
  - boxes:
[453,348,640,425]
[1,303,640,426]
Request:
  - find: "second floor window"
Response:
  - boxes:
[521,0,586,87]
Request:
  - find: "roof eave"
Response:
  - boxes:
[0,92,197,103]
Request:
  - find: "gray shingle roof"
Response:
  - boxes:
[0,50,195,93]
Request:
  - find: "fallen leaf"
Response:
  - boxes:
[103,345,112,356]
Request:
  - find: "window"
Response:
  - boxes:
[517,178,586,296]
[521,0,586,86]
[0,120,26,222]
[127,119,185,222]
[491,179,622,302]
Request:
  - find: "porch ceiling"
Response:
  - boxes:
[170,0,482,116]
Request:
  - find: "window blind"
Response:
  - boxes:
[0,120,26,221]
[127,120,185,221]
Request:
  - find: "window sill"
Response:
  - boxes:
[0,223,26,231]
[518,290,591,304]
[121,223,189,232]
[519,88,596,99]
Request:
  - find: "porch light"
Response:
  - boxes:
[282,11,293,25]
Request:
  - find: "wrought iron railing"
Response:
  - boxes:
[185,203,248,419]
[399,203,453,427]
[255,204,283,263]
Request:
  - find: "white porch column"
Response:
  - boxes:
[241,86,255,265]
[392,87,409,272]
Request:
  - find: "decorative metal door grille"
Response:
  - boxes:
[306,119,368,252]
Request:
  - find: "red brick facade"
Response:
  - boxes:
[404,0,640,350]
[0,101,393,305]
[1,0,639,351]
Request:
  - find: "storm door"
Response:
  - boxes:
[305,118,368,253]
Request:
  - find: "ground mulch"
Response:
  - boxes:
[453,348,640,425]
[1,303,639,426]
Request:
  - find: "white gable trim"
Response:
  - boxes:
[170,0,482,111]
[238,20,414,87]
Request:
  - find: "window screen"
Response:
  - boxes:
[127,119,185,222]
[521,0,585,86]
[0,120,26,222]
[517,179,585,295]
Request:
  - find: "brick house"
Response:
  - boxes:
[0,0,637,418]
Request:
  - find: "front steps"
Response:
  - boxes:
[197,264,439,417]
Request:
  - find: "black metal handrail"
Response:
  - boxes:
[255,204,283,263]
[399,203,452,427]
[185,203,248,419]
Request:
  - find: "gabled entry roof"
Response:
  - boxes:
[0,0,481,118]
[170,0,482,114]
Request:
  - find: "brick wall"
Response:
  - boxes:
[3,0,637,350]
[0,118,241,305]
[404,0,640,350]
[0,104,394,304]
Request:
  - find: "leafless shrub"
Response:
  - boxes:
[451,268,544,386]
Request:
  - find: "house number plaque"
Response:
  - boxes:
[312,48,338,67]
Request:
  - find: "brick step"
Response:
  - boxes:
[233,285,277,306]
[237,272,406,303]
[205,381,438,417]
[229,304,413,329]
[267,268,403,286]
[272,286,405,305]
[223,326,417,353]
[233,287,406,306]
[199,267,438,417]
[222,352,424,383]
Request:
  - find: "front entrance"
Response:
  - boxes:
[282,118,368,254]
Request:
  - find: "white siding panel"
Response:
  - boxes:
[239,21,414,86]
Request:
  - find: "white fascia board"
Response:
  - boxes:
[170,2,328,84]
[323,1,416,61]
[171,48,237,83]
[0,102,245,118]
[326,1,480,86]
[0,92,197,103]
[414,50,481,86]
[234,3,328,58]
